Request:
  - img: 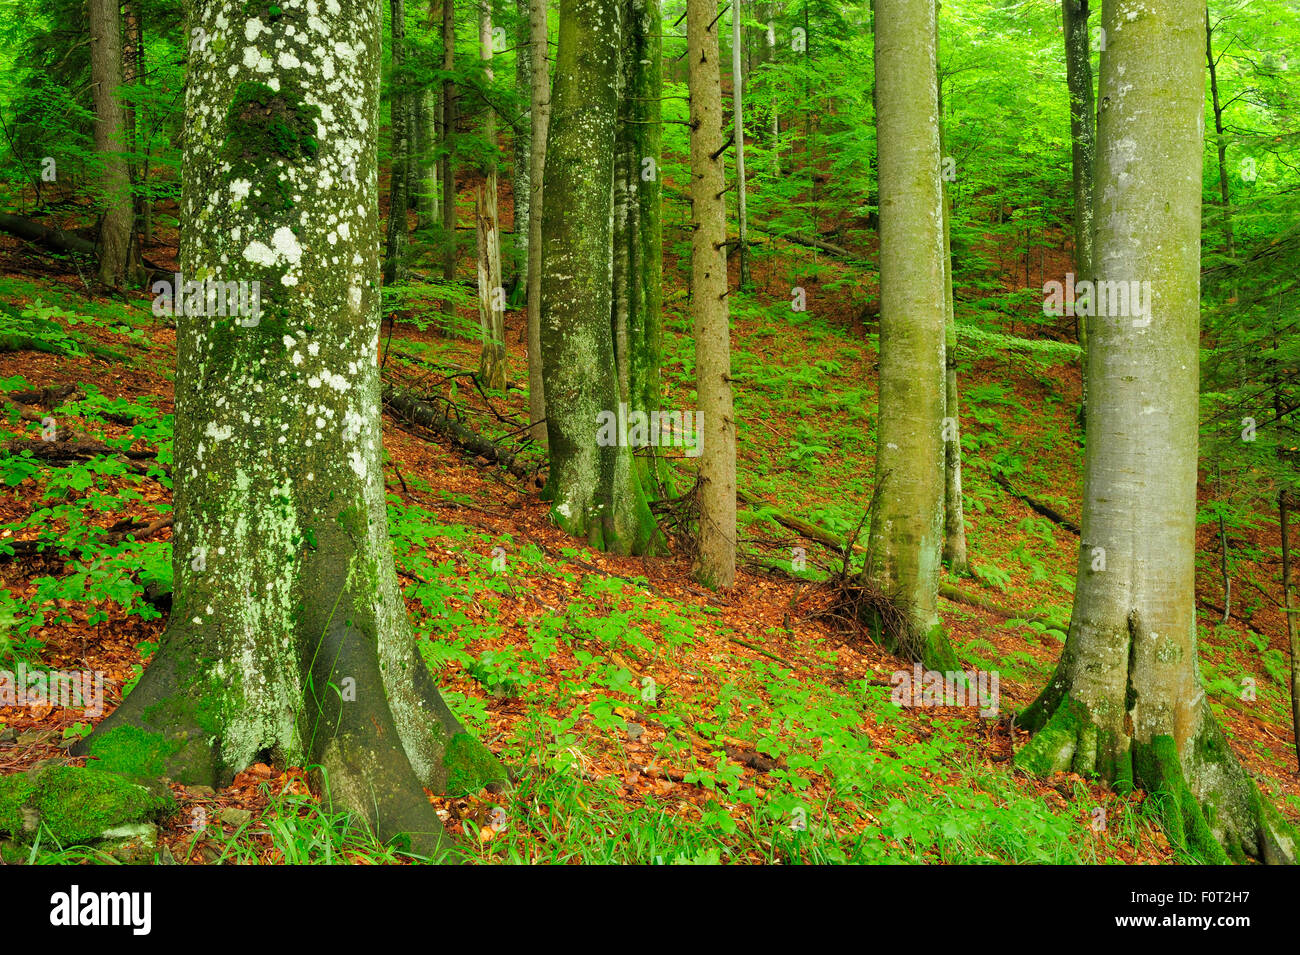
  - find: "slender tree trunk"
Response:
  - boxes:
[632,0,666,494]
[938,65,967,576]
[766,10,778,175]
[123,0,146,248]
[1062,0,1094,427]
[1017,0,1295,864]
[1205,9,1235,301]
[731,0,750,288]
[442,0,458,280]
[75,0,504,857]
[613,0,666,495]
[384,0,412,285]
[475,0,506,388]
[539,0,660,554]
[1281,492,1300,770]
[418,0,441,230]
[687,0,736,588]
[525,0,550,448]
[89,0,141,288]
[414,88,439,226]
[511,0,532,303]
[861,0,954,669]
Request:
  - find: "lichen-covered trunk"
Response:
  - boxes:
[89,0,142,288]
[613,0,668,496]
[1017,0,1294,865]
[475,0,506,388]
[538,0,660,555]
[861,0,954,669]
[525,0,550,448]
[384,0,411,285]
[75,0,504,858]
[1062,0,1094,425]
[634,0,666,496]
[687,0,735,588]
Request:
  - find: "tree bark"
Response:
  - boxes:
[384,0,412,285]
[511,0,532,300]
[861,0,955,669]
[538,0,660,554]
[731,0,750,288]
[1062,0,1094,425]
[613,0,668,496]
[1017,0,1295,864]
[939,91,968,577]
[475,0,506,388]
[441,0,458,280]
[89,0,142,288]
[1281,492,1300,771]
[525,0,550,448]
[687,0,736,588]
[1205,8,1235,308]
[74,0,505,858]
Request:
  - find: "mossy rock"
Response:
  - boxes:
[0,764,175,845]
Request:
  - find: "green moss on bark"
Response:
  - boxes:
[1133,735,1230,864]
[224,81,320,165]
[442,733,509,797]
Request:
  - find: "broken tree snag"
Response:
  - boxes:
[992,473,1081,535]
[383,385,533,479]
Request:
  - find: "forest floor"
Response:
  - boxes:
[0,197,1296,864]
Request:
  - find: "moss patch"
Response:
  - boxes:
[0,765,173,844]
[223,81,320,166]
[442,733,509,797]
[1133,734,1230,865]
[82,724,183,779]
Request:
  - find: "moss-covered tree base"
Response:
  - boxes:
[1016,694,1297,864]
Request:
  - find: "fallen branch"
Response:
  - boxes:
[382,385,535,480]
[991,474,1081,536]
[0,213,96,257]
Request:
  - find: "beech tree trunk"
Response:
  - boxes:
[74,0,505,858]
[525,0,550,448]
[938,68,967,577]
[538,0,660,554]
[441,0,458,280]
[475,0,506,388]
[384,0,411,285]
[511,0,532,300]
[1017,0,1295,865]
[1062,0,1094,424]
[861,0,955,669]
[687,0,735,588]
[89,0,142,288]
[613,0,667,495]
